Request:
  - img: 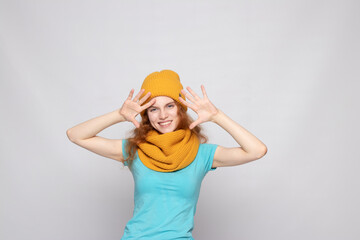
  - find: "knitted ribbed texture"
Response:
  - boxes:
[137,128,200,172]
[139,70,187,118]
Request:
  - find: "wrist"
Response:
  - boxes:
[114,109,126,123]
[211,109,224,123]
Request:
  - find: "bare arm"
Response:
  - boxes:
[211,109,267,167]
[66,89,155,162]
[66,110,127,162]
[179,85,267,168]
[66,110,125,142]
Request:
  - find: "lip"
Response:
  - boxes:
[158,120,172,123]
[158,120,172,127]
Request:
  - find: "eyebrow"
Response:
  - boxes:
[149,101,175,108]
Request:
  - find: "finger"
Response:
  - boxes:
[179,97,199,113]
[181,89,196,104]
[141,98,156,110]
[189,119,201,130]
[133,89,145,102]
[178,96,192,108]
[186,86,201,100]
[201,85,208,98]
[132,119,140,128]
[138,91,151,105]
[127,89,135,100]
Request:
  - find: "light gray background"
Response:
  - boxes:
[1,0,359,239]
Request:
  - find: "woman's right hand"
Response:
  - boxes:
[119,89,155,128]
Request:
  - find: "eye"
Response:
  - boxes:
[149,108,156,112]
[168,104,174,108]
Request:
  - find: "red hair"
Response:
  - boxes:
[122,101,208,169]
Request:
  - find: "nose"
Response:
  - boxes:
[159,109,168,119]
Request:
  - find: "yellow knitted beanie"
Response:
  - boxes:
[140,70,187,117]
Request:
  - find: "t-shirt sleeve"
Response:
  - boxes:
[203,143,218,174]
[122,139,129,166]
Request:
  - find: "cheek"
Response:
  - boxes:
[147,112,156,121]
[173,113,180,122]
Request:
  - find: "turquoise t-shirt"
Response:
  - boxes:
[121,139,218,240]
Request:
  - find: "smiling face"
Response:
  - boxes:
[146,96,180,134]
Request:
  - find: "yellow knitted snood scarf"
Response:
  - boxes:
[137,128,200,172]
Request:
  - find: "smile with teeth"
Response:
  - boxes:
[159,120,172,127]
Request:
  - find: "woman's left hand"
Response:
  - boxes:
[179,85,219,130]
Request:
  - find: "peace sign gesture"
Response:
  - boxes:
[179,85,219,130]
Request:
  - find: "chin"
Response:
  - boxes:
[158,128,175,134]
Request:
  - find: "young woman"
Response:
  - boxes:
[66,69,267,240]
